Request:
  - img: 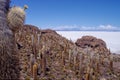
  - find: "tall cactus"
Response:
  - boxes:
[33,62,38,80]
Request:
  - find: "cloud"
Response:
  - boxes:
[52,25,80,31]
[97,25,118,30]
[49,24,120,31]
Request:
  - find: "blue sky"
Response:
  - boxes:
[11,0,120,31]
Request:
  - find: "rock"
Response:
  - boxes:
[41,29,57,34]
[75,36,110,55]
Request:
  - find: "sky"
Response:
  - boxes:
[11,0,120,31]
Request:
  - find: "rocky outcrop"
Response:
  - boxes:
[75,36,110,55]
[41,29,57,34]
[15,25,120,80]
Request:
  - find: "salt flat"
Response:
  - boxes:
[57,31,120,54]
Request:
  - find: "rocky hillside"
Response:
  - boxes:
[15,25,120,80]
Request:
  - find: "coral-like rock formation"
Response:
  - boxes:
[75,36,109,55]
[41,29,57,34]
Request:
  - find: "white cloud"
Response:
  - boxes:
[49,24,120,31]
[52,25,79,30]
[97,25,118,30]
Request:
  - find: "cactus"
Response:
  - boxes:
[41,46,46,76]
[33,62,38,80]
[31,35,34,46]
[73,55,76,70]
[7,6,26,33]
[68,49,72,64]
[92,74,96,80]
[37,34,40,46]
[31,35,37,59]
[84,66,90,80]
[61,51,65,66]
[109,54,113,71]
[30,54,35,77]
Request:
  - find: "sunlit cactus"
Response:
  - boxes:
[100,77,106,80]
[96,54,100,74]
[31,35,37,59]
[41,45,46,76]
[85,65,90,80]
[33,62,38,80]
[7,5,27,33]
[73,55,77,70]
[30,54,35,77]
[61,51,65,66]
[68,49,72,64]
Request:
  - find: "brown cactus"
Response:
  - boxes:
[33,62,38,80]
[84,65,90,80]
[109,54,113,71]
[30,53,35,77]
[61,51,65,66]
[41,46,46,76]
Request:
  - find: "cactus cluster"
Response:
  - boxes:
[15,25,119,80]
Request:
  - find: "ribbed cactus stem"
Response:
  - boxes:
[101,55,104,65]
[79,54,82,74]
[110,54,113,71]
[43,53,46,75]
[30,54,34,77]
[37,33,41,45]
[85,74,89,80]
[31,35,34,46]
[89,68,93,80]
[68,50,72,65]
[96,62,99,74]
[62,51,65,65]
[90,54,93,68]
[100,77,106,80]
[31,34,37,59]
[85,65,90,80]
[41,46,46,75]
[33,62,38,80]
[73,55,76,70]
[92,74,96,80]
[37,33,41,59]
[38,50,41,59]
[94,54,99,74]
